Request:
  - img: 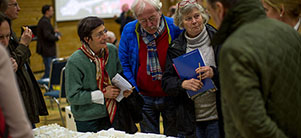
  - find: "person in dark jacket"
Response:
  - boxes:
[4,0,48,127]
[162,0,221,137]
[206,0,301,137]
[37,5,61,79]
[115,3,135,35]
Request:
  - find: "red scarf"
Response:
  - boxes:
[80,44,116,123]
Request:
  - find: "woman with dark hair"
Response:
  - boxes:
[0,0,8,12]
[162,0,221,137]
[0,12,33,138]
[65,16,142,133]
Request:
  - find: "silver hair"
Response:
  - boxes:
[106,31,116,40]
[131,0,162,18]
[174,3,209,29]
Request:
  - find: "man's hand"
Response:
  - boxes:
[103,85,120,99]
[10,57,18,72]
[19,27,32,46]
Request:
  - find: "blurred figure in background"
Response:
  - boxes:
[4,0,48,128]
[106,30,118,46]
[167,5,176,18]
[0,12,34,138]
[37,4,61,79]
[0,0,8,13]
[115,3,135,35]
[206,0,301,137]
[261,0,301,33]
[0,44,33,138]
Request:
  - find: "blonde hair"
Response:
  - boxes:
[263,0,301,18]
[174,2,209,29]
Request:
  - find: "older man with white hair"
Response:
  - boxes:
[118,0,182,136]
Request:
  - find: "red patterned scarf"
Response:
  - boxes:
[80,44,116,123]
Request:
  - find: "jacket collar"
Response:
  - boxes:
[212,0,266,46]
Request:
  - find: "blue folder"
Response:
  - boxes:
[172,49,216,98]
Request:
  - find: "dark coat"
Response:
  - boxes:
[113,89,144,134]
[214,0,301,137]
[36,16,59,57]
[8,31,48,124]
[162,24,221,137]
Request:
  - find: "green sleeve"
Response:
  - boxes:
[65,60,93,106]
[219,42,287,138]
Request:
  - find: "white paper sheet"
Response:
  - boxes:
[112,73,133,102]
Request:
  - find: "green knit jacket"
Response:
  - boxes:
[65,44,122,121]
[213,0,301,137]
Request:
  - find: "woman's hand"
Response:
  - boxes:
[181,78,203,92]
[195,66,214,79]
[19,27,32,46]
[103,85,120,99]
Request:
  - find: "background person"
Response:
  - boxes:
[37,4,61,79]
[4,0,48,128]
[206,0,301,137]
[118,0,182,136]
[167,5,176,18]
[261,0,301,33]
[106,30,117,46]
[162,0,220,137]
[0,0,8,13]
[0,12,17,72]
[115,3,135,35]
[0,44,33,138]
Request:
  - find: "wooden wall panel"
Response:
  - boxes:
[12,0,120,72]
[11,0,174,72]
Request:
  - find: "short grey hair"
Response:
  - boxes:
[106,31,116,40]
[131,0,162,18]
[174,3,209,29]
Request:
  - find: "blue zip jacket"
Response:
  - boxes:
[118,16,182,92]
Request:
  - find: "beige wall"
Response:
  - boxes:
[12,0,174,72]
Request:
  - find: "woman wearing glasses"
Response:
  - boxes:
[162,0,221,137]
[65,16,142,133]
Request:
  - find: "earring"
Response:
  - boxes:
[280,14,283,17]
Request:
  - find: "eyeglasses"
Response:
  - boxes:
[138,15,158,25]
[184,13,201,22]
[92,29,107,39]
[177,0,197,9]
[8,2,19,8]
